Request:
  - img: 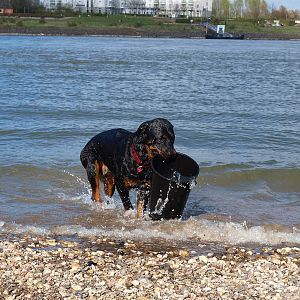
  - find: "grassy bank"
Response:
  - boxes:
[0,15,200,36]
[224,19,300,34]
[1,15,300,39]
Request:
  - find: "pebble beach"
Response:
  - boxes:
[1,235,300,300]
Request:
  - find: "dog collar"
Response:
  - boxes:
[131,145,148,173]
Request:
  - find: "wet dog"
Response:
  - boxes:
[80,118,176,218]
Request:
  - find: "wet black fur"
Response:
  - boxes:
[80,118,176,211]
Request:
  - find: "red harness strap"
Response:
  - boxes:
[131,145,148,173]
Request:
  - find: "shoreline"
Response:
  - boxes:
[1,234,300,299]
[1,27,300,40]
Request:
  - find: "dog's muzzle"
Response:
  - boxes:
[161,148,176,159]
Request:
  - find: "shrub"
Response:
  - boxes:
[16,20,24,27]
[67,21,77,27]
[39,17,46,24]
[227,23,236,30]
[133,21,143,28]
[175,18,190,24]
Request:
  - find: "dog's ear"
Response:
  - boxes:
[135,121,152,144]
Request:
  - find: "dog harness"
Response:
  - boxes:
[131,145,149,174]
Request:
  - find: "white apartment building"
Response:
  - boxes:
[40,0,211,17]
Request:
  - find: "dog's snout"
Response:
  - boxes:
[168,148,176,157]
[161,147,176,159]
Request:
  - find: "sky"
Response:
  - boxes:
[269,0,300,10]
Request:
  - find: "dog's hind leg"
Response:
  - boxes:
[86,160,102,202]
[103,171,116,198]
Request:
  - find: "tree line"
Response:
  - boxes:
[3,0,300,19]
[212,0,300,20]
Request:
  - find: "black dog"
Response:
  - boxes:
[80,118,176,218]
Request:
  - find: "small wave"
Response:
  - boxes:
[3,163,300,193]
[198,164,300,192]
[1,163,300,244]
[0,221,51,236]
[0,129,23,136]
[0,164,86,186]
[0,164,90,207]
[1,217,300,247]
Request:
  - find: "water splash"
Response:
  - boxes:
[1,217,300,246]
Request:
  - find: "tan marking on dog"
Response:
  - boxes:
[102,164,109,176]
[136,200,144,219]
[146,145,164,160]
[136,182,151,219]
[136,192,144,220]
[103,172,115,198]
[92,160,101,202]
[123,178,140,189]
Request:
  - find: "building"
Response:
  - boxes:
[40,0,211,17]
[41,0,72,10]
[0,0,13,15]
[0,7,13,15]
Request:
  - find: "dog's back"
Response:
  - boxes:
[80,128,132,174]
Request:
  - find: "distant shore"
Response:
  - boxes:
[1,234,300,299]
[1,26,300,40]
[1,14,300,40]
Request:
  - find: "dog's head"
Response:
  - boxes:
[135,118,176,160]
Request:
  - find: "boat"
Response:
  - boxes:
[198,23,245,40]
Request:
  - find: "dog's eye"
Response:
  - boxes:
[148,138,156,145]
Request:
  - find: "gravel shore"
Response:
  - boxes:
[1,235,300,299]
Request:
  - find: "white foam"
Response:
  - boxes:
[103,195,116,210]
[45,218,300,246]
[178,217,300,245]
[1,217,300,246]
[0,221,51,236]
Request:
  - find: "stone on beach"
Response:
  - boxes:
[0,236,300,299]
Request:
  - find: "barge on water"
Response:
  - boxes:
[198,23,245,40]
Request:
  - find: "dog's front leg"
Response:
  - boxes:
[136,185,150,220]
[116,181,133,211]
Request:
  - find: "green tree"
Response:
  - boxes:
[232,0,244,18]
[289,9,300,20]
[222,0,231,18]
[278,5,288,19]
[212,0,222,18]
[212,0,231,18]
[245,0,260,18]
[259,0,269,17]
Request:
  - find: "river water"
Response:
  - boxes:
[0,36,300,248]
